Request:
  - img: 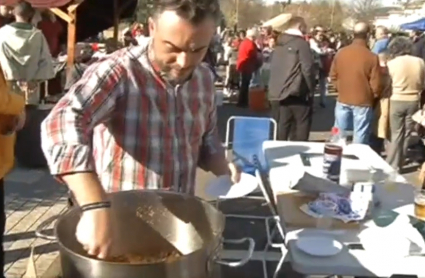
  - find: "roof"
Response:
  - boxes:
[0,0,138,42]
[0,0,72,8]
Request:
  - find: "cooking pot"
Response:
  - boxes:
[36,190,255,278]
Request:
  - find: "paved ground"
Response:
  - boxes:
[3,92,422,278]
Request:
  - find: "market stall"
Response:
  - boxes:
[0,0,137,69]
[400,17,425,31]
[262,13,292,31]
[0,0,137,168]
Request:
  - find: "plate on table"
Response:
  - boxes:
[205,173,258,199]
[296,236,343,257]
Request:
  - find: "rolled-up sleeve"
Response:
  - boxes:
[198,101,226,174]
[41,59,126,176]
[197,71,226,174]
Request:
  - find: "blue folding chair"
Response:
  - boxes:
[219,116,279,275]
[224,116,277,176]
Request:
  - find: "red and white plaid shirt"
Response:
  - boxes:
[41,41,224,194]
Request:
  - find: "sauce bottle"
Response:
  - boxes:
[323,127,344,184]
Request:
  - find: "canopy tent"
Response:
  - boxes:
[262,13,292,31]
[400,17,425,31]
[0,0,137,69]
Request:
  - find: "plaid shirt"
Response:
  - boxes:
[41,41,224,194]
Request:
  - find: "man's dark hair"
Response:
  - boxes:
[286,16,305,29]
[154,0,221,24]
[14,0,34,21]
[388,36,413,58]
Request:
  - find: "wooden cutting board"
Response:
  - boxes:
[276,191,361,230]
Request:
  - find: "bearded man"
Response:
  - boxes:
[41,0,240,259]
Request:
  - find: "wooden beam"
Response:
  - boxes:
[68,0,83,13]
[117,0,135,16]
[113,0,119,42]
[66,4,79,73]
[49,8,71,23]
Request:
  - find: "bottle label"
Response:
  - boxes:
[323,153,342,183]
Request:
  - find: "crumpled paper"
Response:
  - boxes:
[286,155,350,195]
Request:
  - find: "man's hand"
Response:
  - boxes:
[228,162,241,184]
[76,207,114,259]
[15,112,25,131]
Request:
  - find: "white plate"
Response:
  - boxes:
[296,236,343,257]
[205,173,258,199]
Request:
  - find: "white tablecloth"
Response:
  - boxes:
[263,141,425,277]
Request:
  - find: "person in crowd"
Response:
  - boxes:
[37,9,63,97]
[370,52,391,155]
[37,9,63,58]
[372,26,390,54]
[41,0,241,259]
[261,35,275,90]
[223,36,239,97]
[232,29,245,49]
[0,62,25,278]
[236,27,261,107]
[386,37,425,171]
[411,30,425,62]
[122,29,138,47]
[0,6,13,27]
[0,1,54,105]
[310,26,334,108]
[329,22,381,144]
[268,16,315,141]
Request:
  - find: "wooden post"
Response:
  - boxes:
[113,0,119,43]
[66,3,79,73]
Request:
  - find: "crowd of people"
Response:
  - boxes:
[211,17,425,183]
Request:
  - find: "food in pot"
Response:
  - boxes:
[88,250,181,264]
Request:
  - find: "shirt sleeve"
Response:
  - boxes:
[41,58,126,176]
[197,70,227,175]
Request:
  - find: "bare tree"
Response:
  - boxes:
[349,0,381,21]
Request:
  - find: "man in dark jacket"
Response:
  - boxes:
[412,30,425,62]
[268,16,315,141]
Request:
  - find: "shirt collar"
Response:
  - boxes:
[284,29,303,37]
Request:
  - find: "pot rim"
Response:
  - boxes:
[54,190,226,266]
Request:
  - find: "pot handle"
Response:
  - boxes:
[35,215,60,241]
[215,237,255,267]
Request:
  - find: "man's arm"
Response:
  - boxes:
[299,41,316,95]
[41,59,125,205]
[329,55,338,91]
[369,55,381,99]
[197,71,228,176]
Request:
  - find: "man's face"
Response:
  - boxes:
[375,28,384,39]
[149,11,215,84]
[0,6,12,17]
[315,28,324,41]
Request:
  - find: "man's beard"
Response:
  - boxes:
[157,61,193,85]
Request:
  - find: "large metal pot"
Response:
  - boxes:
[36,190,254,278]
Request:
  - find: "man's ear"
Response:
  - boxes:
[148,17,155,37]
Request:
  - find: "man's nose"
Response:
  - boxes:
[176,52,191,69]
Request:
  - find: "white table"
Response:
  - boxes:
[263,141,425,277]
